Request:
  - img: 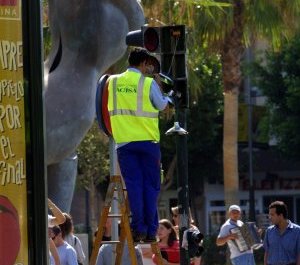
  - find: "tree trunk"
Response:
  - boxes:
[223,92,239,206]
[222,0,244,209]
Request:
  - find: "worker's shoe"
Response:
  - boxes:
[143,235,157,243]
[132,231,146,243]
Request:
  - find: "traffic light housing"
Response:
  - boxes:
[159,25,187,108]
[126,26,161,53]
[143,27,160,52]
[126,25,188,108]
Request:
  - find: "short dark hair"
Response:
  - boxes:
[128,48,151,67]
[269,201,288,219]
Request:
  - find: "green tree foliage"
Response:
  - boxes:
[142,0,300,207]
[187,53,224,186]
[160,50,224,192]
[42,1,51,57]
[202,234,227,265]
[77,121,110,189]
[250,35,300,159]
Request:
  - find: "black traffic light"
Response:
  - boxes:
[126,25,185,55]
[143,27,160,52]
[160,25,188,108]
[126,25,188,108]
[126,26,161,53]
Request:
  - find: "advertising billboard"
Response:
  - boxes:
[0,1,29,264]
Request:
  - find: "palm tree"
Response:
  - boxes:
[142,0,300,208]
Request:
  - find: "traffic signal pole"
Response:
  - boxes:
[23,1,48,264]
[175,108,190,265]
[165,93,190,265]
[159,25,191,265]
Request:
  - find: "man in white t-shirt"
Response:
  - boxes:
[216,205,256,265]
[51,226,78,265]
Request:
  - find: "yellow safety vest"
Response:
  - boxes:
[107,70,159,143]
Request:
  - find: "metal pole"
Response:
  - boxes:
[109,137,120,265]
[248,91,255,221]
[22,0,48,263]
[245,48,255,221]
[165,102,189,265]
[176,108,190,265]
[162,24,189,265]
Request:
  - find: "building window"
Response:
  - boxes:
[209,210,226,234]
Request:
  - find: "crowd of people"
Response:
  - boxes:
[48,199,86,265]
[217,201,300,265]
[48,197,300,265]
[95,207,201,265]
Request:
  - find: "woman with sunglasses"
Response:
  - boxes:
[171,206,202,265]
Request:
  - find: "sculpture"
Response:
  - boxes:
[44,0,144,211]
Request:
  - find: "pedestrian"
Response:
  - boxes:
[263,200,300,265]
[48,198,65,265]
[95,217,144,265]
[51,226,78,265]
[48,198,66,228]
[171,206,202,265]
[153,219,180,265]
[216,204,256,265]
[107,47,169,242]
[171,206,198,238]
[49,237,61,265]
[96,243,144,265]
[93,217,113,243]
[171,206,180,238]
[59,213,86,265]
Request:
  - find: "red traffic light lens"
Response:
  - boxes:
[144,28,159,52]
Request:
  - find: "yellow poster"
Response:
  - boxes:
[0,0,28,265]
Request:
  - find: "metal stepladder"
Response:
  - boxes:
[89,138,163,265]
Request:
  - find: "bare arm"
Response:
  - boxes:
[103,217,112,239]
[48,199,66,225]
[192,256,201,265]
[264,251,268,265]
[49,238,60,265]
[216,233,237,246]
[163,260,179,265]
[297,254,300,265]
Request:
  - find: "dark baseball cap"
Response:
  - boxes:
[128,48,152,66]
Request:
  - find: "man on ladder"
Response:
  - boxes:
[107,48,169,243]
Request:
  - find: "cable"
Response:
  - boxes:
[167,36,179,76]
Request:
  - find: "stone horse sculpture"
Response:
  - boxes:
[44,0,144,211]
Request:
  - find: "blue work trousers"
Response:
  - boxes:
[117,141,161,237]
